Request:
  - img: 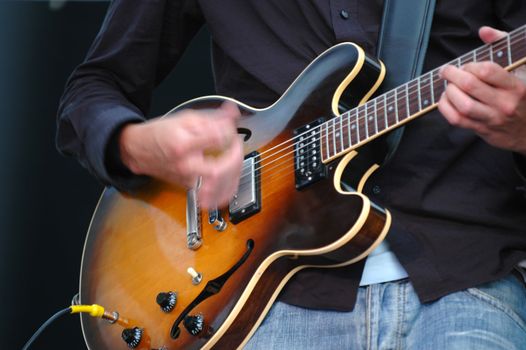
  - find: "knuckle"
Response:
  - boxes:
[167,141,184,158]
[460,75,477,93]
[459,99,475,115]
[499,101,517,117]
[446,114,461,126]
[478,62,494,79]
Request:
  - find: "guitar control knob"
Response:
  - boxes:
[156,291,177,312]
[183,314,204,336]
[121,327,143,348]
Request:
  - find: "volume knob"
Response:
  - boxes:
[156,291,177,312]
[121,327,143,348]
[183,314,204,336]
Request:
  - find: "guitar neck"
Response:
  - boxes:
[321,24,526,162]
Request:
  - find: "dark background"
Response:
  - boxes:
[0,1,213,348]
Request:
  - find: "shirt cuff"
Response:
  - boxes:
[83,104,150,192]
[105,122,151,192]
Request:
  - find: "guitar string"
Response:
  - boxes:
[239,25,526,171]
[236,31,525,178]
[233,39,526,190]
[231,31,526,190]
[233,37,526,193]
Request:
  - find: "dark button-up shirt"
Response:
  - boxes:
[57,0,526,310]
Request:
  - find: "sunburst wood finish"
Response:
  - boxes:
[80,43,390,350]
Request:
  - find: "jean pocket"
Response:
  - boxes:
[465,274,526,332]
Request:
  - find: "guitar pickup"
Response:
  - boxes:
[229,152,261,224]
[294,118,327,190]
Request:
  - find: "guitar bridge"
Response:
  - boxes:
[294,118,327,189]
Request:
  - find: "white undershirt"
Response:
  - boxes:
[359,240,408,286]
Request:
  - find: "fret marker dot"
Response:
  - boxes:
[497,51,503,58]
[388,106,394,112]
[424,100,429,106]
[368,116,373,121]
[351,124,356,129]
[335,132,340,138]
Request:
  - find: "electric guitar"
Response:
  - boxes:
[79,25,526,349]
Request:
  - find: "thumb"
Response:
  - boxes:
[216,100,241,122]
[479,26,507,44]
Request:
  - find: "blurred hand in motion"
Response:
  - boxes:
[119,101,244,209]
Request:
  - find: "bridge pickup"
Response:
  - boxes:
[294,118,327,190]
[229,152,261,224]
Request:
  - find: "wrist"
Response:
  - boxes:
[119,123,145,175]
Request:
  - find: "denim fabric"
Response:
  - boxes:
[244,274,526,349]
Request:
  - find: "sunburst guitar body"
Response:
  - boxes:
[79,42,393,350]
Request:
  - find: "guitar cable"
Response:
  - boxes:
[21,302,115,350]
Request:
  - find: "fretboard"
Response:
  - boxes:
[321,24,526,162]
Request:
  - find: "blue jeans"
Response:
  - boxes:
[244,274,526,349]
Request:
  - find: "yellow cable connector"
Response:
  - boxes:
[70,304,105,318]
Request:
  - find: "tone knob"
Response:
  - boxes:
[121,327,143,348]
[156,291,177,312]
[183,314,204,336]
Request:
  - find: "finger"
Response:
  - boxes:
[440,65,497,106]
[438,92,487,134]
[461,62,516,90]
[479,26,507,45]
[443,79,497,122]
[195,138,244,208]
[217,100,242,122]
[178,112,239,153]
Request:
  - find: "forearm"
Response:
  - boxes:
[56,0,205,190]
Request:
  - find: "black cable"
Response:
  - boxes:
[21,307,71,350]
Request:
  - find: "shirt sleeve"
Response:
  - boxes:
[56,0,204,191]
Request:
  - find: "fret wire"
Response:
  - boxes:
[405,83,410,118]
[351,109,358,145]
[324,122,330,159]
[507,34,512,66]
[374,99,379,134]
[490,43,494,62]
[332,118,338,155]
[383,93,388,129]
[364,104,369,139]
[417,77,422,111]
[347,111,352,147]
[356,109,360,142]
[394,90,399,123]
[339,114,343,152]
[421,73,429,108]
[430,71,435,105]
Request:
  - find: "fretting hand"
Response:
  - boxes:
[438,26,526,156]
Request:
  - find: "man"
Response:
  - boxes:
[57,1,526,348]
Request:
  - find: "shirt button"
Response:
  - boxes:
[340,9,349,19]
[372,185,381,195]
